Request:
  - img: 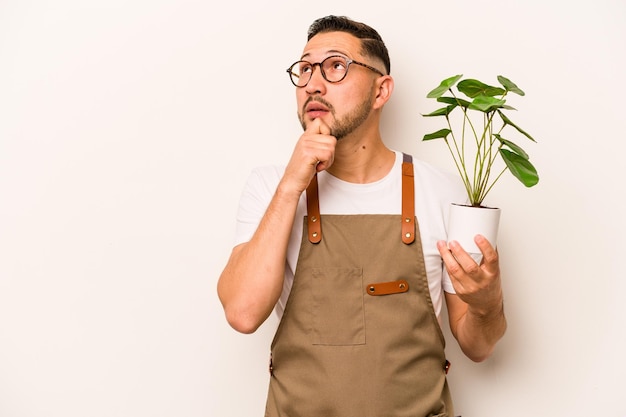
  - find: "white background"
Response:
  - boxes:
[1,1,625,416]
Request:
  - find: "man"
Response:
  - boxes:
[217,15,506,417]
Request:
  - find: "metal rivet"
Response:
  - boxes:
[312,232,318,237]
[405,232,411,238]
[399,283,406,289]
[369,286,375,292]
[311,216,317,222]
[405,217,411,223]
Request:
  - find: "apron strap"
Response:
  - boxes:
[305,153,416,245]
[306,173,322,243]
[401,153,416,245]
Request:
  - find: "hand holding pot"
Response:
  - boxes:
[437,235,503,315]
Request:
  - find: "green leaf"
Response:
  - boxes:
[437,96,472,108]
[469,95,506,112]
[497,75,525,96]
[423,129,451,141]
[498,110,536,142]
[494,134,529,159]
[426,75,463,98]
[500,149,539,187]
[457,79,505,98]
[422,105,456,117]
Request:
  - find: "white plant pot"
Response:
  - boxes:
[447,203,501,257]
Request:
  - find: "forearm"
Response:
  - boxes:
[217,183,301,333]
[453,296,507,362]
[219,119,337,333]
[439,237,507,362]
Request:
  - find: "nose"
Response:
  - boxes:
[305,63,326,94]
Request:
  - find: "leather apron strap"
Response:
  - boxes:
[401,153,416,244]
[305,173,322,243]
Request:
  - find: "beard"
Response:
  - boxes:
[299,94,374,140]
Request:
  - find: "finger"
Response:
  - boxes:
[446,240,482,276]
[474,234,499,270]
[474,234,495,255]
[437,240,470,293]
[307,117,332,136]
[302,120,334,169]
[315,139,336,172]
[437,240,454,264]
[316,118,331,136]
[437,240,463,276]
[316,156,334,172]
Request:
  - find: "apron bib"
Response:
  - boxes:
[265,154,453,417]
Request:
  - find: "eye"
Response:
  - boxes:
[298,62,313,74]
[325,57,347,73]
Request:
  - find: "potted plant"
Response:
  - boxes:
[421,74,539,254]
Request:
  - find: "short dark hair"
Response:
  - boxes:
[307,15,391,75]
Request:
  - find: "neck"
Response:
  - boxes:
[326,132,395,184]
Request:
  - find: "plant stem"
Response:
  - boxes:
[444,115,472,194]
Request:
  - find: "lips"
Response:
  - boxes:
[304,99,331,119]
[305,102,329,114]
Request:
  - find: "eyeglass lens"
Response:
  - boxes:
[288,56,349,87]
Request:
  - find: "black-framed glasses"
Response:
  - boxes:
[286,55,384,88]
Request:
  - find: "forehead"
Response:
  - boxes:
[301,31,362,60]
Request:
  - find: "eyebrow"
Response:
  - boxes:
[300,49,349,60]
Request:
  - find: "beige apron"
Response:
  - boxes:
[265,154,453,417]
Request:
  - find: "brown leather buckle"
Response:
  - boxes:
[366,279,409,296]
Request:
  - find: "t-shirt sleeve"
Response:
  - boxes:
[442,269,456,294]
[233,166,284,246]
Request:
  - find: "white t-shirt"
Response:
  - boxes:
[234,150,467,319]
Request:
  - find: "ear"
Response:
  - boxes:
[372,75,394,110]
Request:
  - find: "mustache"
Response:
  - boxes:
[302,96,335,115]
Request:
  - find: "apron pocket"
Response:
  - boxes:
[310,267,365,346]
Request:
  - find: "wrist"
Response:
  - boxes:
[467,295,504,321]
[276,178,307,201]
